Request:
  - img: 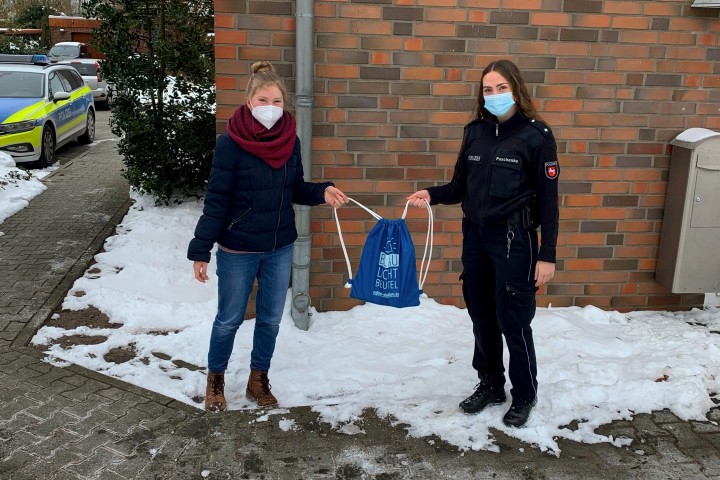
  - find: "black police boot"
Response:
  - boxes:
[502,398,537,427]
[459,381,506,414]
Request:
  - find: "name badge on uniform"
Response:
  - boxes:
[545,161,559,179]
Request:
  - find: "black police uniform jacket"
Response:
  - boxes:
[426,111,560,263]
[187,134,332,263]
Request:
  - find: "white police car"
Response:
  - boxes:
[0,54,95,167]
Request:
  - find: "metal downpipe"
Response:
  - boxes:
[291,0,314,330]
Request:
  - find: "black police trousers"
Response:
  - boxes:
[461,218,539,404]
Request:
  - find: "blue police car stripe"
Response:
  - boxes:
[51,104,74,129]
[0,98,40,124]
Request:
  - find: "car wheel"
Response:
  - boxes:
[105,92,113,110]
[36,126,56,168]
[78,109,96,145]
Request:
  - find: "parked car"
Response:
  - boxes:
[0,54,95,167]
[48,42,91,62]
[58,58,113,110]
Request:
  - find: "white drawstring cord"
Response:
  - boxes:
[333,198,382,287]
[417,200,433,291]
[333,206,352,287]
[333,198,433,291]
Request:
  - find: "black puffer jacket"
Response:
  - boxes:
[187,133,332,262]
[427,112,560,263]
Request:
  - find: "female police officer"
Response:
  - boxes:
[408,59,559,427]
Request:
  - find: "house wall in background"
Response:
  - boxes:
[48,15,102,58]
[213,0,720,313]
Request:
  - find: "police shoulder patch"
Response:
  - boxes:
[545,161,559,180]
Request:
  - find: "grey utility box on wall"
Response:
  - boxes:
[656,128,720,294]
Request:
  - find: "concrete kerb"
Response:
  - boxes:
[12,195,133,349]
[40,137,111,181]
[6,138,125,350]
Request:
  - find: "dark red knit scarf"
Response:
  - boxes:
[226,104,297,168]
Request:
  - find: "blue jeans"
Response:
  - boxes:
[207,243,293,373]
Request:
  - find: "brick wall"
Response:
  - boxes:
[48,16,103,58]
[214,0,720,313]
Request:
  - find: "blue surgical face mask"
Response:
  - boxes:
[483,92,515,117]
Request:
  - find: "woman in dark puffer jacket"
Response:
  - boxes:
[188,61,347,412]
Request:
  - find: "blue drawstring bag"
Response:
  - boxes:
[334,199,433,308]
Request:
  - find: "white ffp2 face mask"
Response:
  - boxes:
[251,105,284,130]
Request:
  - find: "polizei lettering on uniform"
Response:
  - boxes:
[468,155,483,162]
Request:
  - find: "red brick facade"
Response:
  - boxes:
[214,0,720,313]
[48,16,103,58]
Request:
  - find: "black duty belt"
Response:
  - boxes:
[499,210,523,225]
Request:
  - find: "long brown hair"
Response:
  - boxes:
[476,59,542,122]
[246,61,289,104]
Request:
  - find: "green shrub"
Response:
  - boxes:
[0,35,40,54]
[84,0,215,205]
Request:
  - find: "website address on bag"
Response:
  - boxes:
[372,291,399,298]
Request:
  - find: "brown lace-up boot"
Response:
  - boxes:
[246,369,278,407]
[205,371,227,412]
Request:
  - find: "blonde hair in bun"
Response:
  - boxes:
[247,61,288,103]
